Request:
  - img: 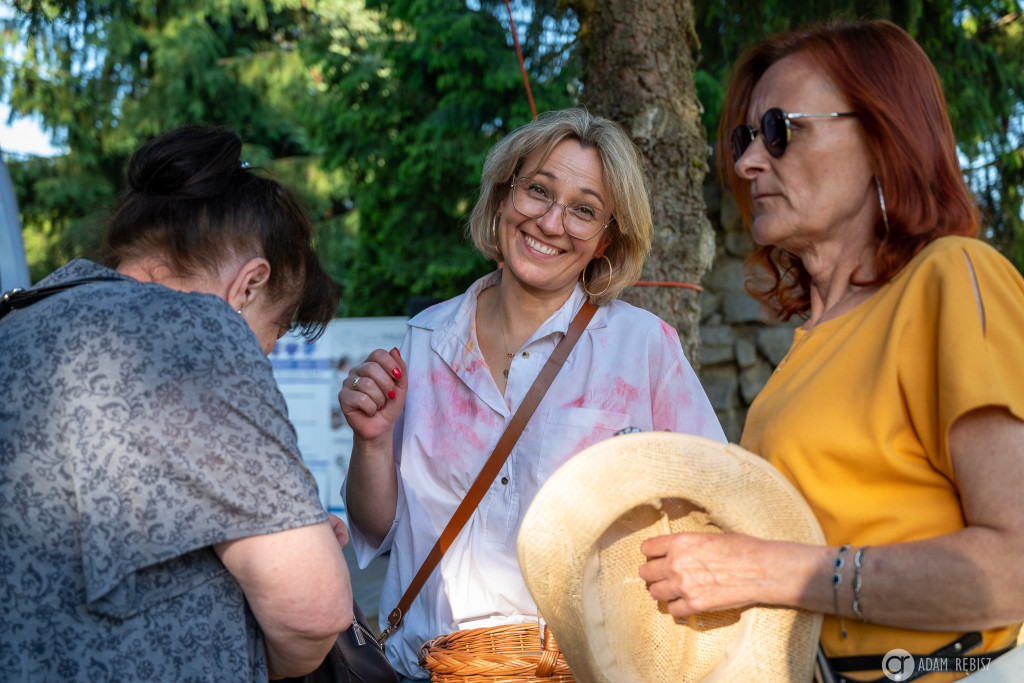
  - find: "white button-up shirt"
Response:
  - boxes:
[345,271,725,678]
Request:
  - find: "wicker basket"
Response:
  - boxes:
[419,623,576,682]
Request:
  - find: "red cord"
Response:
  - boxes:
[505,0,538,120]
[634,281,704,292]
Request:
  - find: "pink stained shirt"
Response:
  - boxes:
[344,270,726,678]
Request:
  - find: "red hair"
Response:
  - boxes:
[717,20,979,321]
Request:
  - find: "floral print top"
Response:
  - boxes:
[0,260,327,682]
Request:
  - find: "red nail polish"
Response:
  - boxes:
[388,390,396,400]
[392,367,402,379]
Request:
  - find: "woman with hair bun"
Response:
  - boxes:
[639,20,1024,681]
[0,125,352,681]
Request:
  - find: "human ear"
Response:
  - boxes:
[228,257,271,313]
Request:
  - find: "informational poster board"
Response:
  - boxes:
[270,317,408,517]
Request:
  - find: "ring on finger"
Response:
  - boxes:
[352,376,361,390]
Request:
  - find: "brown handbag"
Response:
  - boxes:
[283,600,399,683]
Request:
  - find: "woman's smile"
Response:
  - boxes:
[521,232,564,256]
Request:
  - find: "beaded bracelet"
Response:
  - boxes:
[852,546,870,622]
[832,544,851,638]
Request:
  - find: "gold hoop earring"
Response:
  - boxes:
[581,254,612,297]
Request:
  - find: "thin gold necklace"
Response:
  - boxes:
[497,307,516,379]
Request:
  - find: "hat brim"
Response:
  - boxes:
[517,432,824,683]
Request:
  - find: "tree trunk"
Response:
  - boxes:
[574,0,714,367]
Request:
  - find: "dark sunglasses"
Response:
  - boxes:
[731,107,857,161]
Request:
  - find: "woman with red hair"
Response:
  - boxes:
[640,20,1024,681]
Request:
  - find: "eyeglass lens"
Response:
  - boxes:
[731,108,788,161]
[512,178,606,240]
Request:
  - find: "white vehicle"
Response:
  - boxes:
[0,151,30,292]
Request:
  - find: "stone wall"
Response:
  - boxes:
[696,184,797,442]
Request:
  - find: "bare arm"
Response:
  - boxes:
[215,521,353,679]
[640,407,1024,630]
[340,347,407,545]
[851,406,1024,628]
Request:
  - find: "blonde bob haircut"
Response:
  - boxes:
[468,108,653,306]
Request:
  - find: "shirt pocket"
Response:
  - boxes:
[537,406,632,481]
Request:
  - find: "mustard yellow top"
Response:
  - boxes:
[741,236,1024,678]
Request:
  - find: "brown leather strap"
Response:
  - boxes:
[378,299,598,644]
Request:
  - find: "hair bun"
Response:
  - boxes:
[127,125,244,199]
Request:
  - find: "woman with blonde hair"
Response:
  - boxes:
[340,107,725,681]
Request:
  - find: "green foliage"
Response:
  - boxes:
[946,7,1024,268]
[1,0,352,292]
[303,0,576,316]
[4,0,1022,302]
[5,153,112,282]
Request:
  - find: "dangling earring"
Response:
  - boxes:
[876,178,890,238]
[581,254,612,297]
[492,213,504,261]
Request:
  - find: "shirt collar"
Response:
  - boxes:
[421,268,603,377]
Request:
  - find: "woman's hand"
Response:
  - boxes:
[328,513,349,548]
[339,347,407,443]
[639,532,804,617]
[339,347,405,546]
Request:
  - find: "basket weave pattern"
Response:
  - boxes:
[419,623,576,682]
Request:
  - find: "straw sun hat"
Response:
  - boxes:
[517,432,825,683]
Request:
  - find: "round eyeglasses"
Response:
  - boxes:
[731,107,857,161]
[510,176,609,241]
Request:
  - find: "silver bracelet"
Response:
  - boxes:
[852,546,870,622]
[832,544,851,638]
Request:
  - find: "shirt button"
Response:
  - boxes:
[521,351,529,359]
[501,476,509,485]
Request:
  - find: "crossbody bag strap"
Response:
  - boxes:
[377,299,598,645]
[1,277,124,320]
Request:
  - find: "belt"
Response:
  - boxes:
[824,632,1014,683]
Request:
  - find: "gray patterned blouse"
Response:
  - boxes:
[0,259,328,682]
